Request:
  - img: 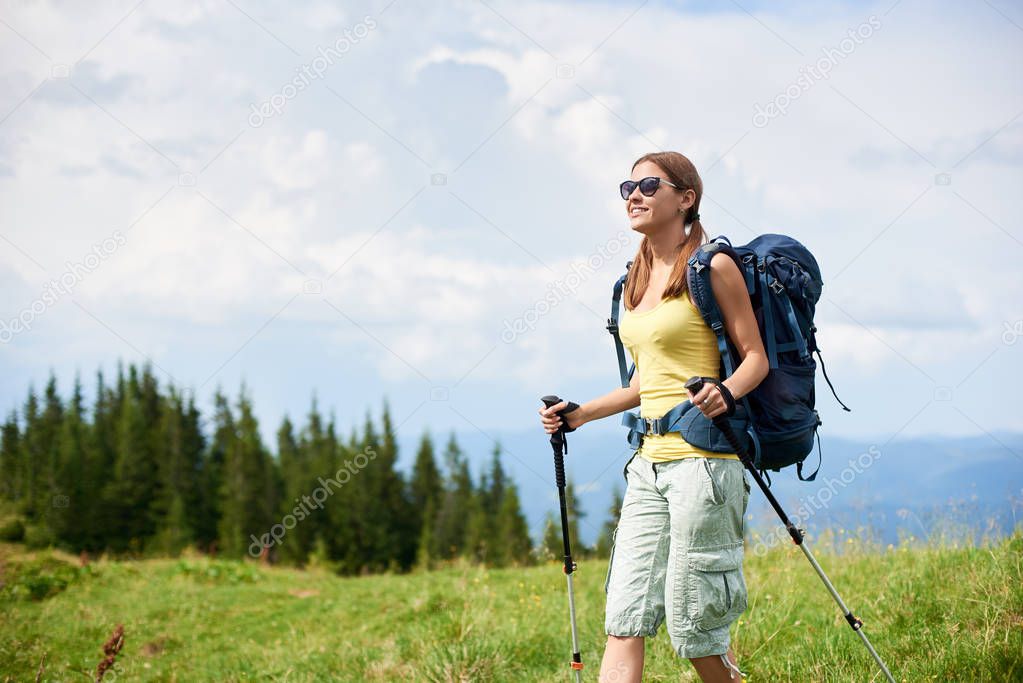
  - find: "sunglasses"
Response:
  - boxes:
[619,176,682,200]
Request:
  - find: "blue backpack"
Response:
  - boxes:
[607,233,850,482]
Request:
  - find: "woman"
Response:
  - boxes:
[539,151,768,683]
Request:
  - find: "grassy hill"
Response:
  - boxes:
[1,531,1020,682]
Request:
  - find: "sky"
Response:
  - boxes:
[2,0,1022,475]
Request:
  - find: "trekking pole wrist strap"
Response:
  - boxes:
[560,401,581,432]
[702,378,736,417]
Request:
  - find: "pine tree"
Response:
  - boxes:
[433,433,472,560]
[180,391,207,548]
[463,480,489,563]
[409,431,442,569]
[541,511,561,562]
[469,443,520,566]
[105,365,158,552]
[0,411,21,502]
[485,443,506,519]
[415,496,437,570]
[541,477,585,562]
[564,477,586,559]
[330,409,365,574]
[53,375,88,547]
[217,384,277,558]
[86,369,118,552]
[275,415,315,565]
[494,480,533,566]
[18,388,41,518]
[37,374,64,532]
[197,388,234,554]
[149,386,199,555]
[368,400,413,571]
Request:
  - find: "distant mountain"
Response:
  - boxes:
[396,428,1023,548]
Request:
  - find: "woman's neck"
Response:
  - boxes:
[646,224,684,272]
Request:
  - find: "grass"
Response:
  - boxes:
[0,530,1020,682]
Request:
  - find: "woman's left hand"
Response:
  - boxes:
[687,382,727,419]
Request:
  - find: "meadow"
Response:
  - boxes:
[1,530,1020,682]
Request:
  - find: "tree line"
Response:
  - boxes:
[0,361,622,573]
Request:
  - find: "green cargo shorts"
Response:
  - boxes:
[604,452,751,659]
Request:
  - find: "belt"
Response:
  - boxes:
[622,399,752,454]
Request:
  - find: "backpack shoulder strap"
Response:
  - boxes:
[685,237,743,377]
[686,237,761,467]
[607,261,635,389]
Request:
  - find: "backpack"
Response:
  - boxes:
[607,233,850,483]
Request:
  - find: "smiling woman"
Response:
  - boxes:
[603,152,765,683]
[540,150,769,683]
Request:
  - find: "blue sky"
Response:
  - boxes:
[2,0,1021,472]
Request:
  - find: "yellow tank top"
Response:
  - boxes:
[619,292,739,463]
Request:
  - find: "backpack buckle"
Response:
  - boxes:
[644,417,662,435]
[769,279,785,295]
[606,318,618,335]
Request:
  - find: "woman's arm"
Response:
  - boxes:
[687,251,769,417]
[573,367,640,427]
[539,369,639,434]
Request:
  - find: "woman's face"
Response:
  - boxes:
[624,160,689,235]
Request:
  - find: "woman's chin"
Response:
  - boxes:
[628,218,656,235]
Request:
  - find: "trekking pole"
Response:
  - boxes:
[684,377,895,683]
[540,395,584,683]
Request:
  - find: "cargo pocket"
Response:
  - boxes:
[604,526,619,594]
[687,545,747,631]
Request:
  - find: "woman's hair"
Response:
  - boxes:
[623,151,706,311]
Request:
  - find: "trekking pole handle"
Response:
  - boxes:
[541,395,579,430]
[684,377,743,449]
[541,395,571,485]
[540,394,565,412]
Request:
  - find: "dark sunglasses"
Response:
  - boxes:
[619,176,682,200]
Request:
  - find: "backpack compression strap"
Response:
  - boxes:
[756,255,812,369]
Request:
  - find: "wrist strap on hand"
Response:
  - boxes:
[561,401,580,432]
[704,379,736,417]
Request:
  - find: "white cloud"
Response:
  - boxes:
[261,129,330,191]
[1,0,1020,439]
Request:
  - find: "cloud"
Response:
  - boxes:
[0,0,1020,440]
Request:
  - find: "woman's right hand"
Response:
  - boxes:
[538,401,582,434]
